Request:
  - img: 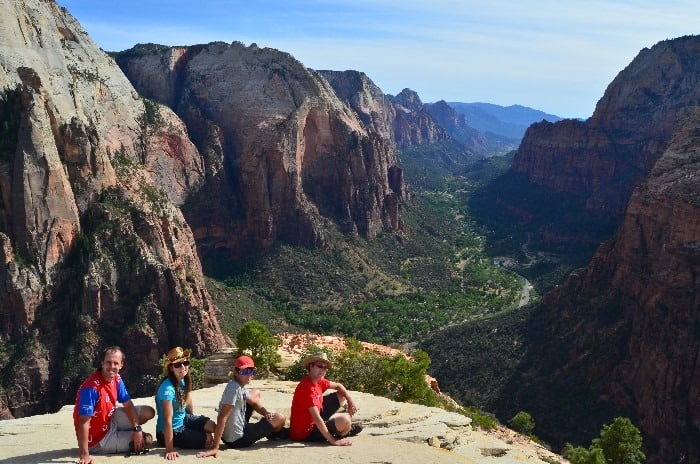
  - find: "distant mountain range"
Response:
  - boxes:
[446,102,564,141]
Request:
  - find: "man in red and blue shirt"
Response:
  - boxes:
[73,346,154,464]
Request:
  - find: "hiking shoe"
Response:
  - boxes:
[347,423,363,437]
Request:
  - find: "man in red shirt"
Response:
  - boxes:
[289,352,362,445]
[73,346,155,464]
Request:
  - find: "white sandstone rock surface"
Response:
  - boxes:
[0,379,566,464]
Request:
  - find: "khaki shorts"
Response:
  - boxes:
[90,405,148,454]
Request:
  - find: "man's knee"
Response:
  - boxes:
[270,412,286,430]
[333,414,352,434]
[138,406,156,422]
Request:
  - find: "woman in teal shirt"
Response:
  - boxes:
[156,347,216,460]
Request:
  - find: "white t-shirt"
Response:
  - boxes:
[220,380,249,443]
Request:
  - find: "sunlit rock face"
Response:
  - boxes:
[0,0,226,418]
[495,36,700,248]
[116,42,406,263]
[506,106,700,464]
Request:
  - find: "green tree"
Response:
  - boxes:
[235,320,281,373]
[563,444,606,464]
[508,411,535,436]
[563,417,645,464]
[593,417,645,464]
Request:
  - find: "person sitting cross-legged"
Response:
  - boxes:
[289,352,362,446]
[73,346,155,464]
[197,355,287,458]
[156,347,216,460]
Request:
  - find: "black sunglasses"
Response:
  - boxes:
[239,367,256,376]
[172,360,190,368]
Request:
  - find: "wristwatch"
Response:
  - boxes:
[133,425,142,432]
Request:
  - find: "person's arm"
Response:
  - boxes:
[308,406,351,446]
[328,381,358,416]
[76,415,94,464]
[196,403,233,458]
[122,400,144,451]
[246,391,273,421]
[161,399,179,460]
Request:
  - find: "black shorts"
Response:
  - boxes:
[301,393,343,442]
[224,418,275,448]
[157,414,211,449]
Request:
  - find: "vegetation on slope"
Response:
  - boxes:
[206,147,526,345]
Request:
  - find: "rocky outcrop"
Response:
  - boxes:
[115,43,405,263]
[317,70,397,147]
[0,379,567,464]
[479,35,700,251]
[389,88,451,147]
[500,107,700,464]
[0,0,226,418]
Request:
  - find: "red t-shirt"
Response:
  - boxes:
[73,370,129,447]
[289,376,331,440]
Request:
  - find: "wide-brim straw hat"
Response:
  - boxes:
[301,351,332,370]
[163,346,191,373]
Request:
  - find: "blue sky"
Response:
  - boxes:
[58,1,699,119]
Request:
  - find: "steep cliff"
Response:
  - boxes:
[475,35,700,255]
[0,0,226,418]
[115,43,405,264]
[495,107,700,463]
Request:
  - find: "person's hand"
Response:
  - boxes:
[347,399,358,416]
[165,450,180,460]
[131,430,144,451]
[77,454,94,464]
[330,438,352,446]
[196,448,220,459]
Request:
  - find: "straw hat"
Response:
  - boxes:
[301,351,332,370]
[163,346,191,373]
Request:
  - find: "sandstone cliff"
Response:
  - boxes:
[476,35,700,253]
[0,0,226,418]
[496,106,700,464]
[115,43,405,264]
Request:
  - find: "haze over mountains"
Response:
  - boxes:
[1,2,699,464]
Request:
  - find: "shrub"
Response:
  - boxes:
[235,320,281,373]
[563,444,606,464]
[508,411,535,435]
[285,341,441,407]
[593,417,645,464]
[563,417,645,464]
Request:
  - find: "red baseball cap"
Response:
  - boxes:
[235,355,255,369]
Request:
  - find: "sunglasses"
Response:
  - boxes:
[313,363,329,370]
[171,360,190,368]
[239,368,256,376]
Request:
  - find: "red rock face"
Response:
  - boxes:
[517,107,700,464]
[0,0,227,418]
[508,36,700,228]
[116,43,406,263]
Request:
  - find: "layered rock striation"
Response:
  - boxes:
[479,35,700,251]
[0,0,226,418]
[115,43,406,264]
[501,107,700,464]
